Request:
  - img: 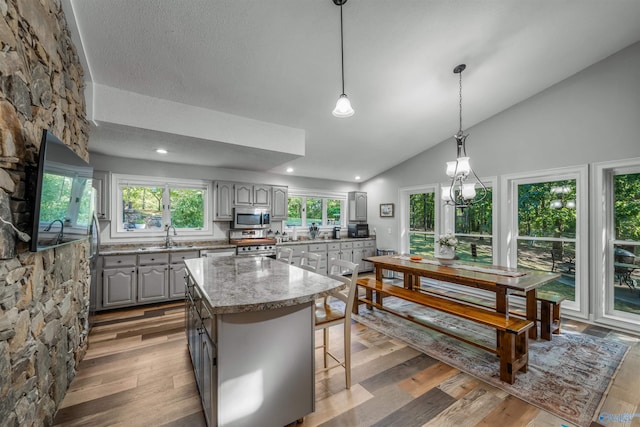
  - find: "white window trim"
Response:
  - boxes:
[399,184,440,255]
[284,188,347,232]
[592,157,640,332]
[110,173,212,239]
[501,165,588,320]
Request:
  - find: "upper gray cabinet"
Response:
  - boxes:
[348,191,367,222]
[271,186,288,221]
[214,181,234,221]
[234,183,270,207]
[93,170,111,220]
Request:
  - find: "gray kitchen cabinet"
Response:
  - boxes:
[271,186,288,220]
[235,183,271,207]
[348,191,367,222]
[363,240,376,272]
[92,170,111,220]
[308,242,328,275]
[169,251,199,298]
[339,242,354,273]
[214,181,234,220]
[137,252,169,303]
[102,255,137,308]
[352,241,365,271]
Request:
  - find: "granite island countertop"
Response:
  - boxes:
[184,256,345,314]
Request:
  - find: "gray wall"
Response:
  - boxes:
[362,41,640,251]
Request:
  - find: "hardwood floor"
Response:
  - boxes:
[53,298,640,427]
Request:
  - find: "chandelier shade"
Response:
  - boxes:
[441,64,487,208]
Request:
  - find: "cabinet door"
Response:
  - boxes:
[253,185,271,207]
[138,265,169,302]
[352,248,364,270]
[234,183,253,206]
[169,264,187,298]
[201,327,216,427]
[271,186,288,220]
[103,267,136,308]
[92,170,111,220]
[363,247,376,272]
[214,181,234,220]
[349,191,367,221]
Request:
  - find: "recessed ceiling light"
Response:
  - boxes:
[355,176,361,180]
[156,149,168,154]
[286,167,294,173]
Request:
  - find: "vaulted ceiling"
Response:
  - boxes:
[62,0,640,182]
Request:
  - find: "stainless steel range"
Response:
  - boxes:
[229,229,277,257]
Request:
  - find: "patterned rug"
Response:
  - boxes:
[352,297,629,427]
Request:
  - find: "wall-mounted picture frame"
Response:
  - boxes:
[380,203,394,218]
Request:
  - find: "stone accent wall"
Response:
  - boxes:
[1,0,90,425]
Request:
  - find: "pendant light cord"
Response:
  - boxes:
[458,70,463,135]
[339,2,345,95]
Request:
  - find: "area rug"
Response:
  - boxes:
[352,297,629,427]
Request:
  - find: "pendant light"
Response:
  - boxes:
[441,64,487,208]
[332,0,354,118]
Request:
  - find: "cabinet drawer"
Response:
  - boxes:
[170,251,200,264]
[290,245,308,256]
[353,241,364,248]
[340,242,353,249]
[364,239,375,248]
[138,253,169,265]
[308,243,327,252]
[328,242,341,251]
[103,255,137,268]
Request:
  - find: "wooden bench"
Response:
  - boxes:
[356,277,534,384]
[512,290,565,341]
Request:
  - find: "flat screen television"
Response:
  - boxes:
[30,130,94,251]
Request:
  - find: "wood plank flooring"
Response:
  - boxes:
[53,298,640,427]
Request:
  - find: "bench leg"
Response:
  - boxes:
[553,303,561,335]
[540,301,552,341]
[498,330,529,384]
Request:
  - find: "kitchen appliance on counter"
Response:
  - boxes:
[233,207,270,229]
[332,226,341,239]
[230,229,277,257]
[347,223,369,238]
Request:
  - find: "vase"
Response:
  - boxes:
[439,246,455,259]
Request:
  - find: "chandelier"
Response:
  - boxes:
[550,186,576,209]
[331,0,354,118]
[441,64,487,208]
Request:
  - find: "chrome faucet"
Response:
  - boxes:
[165,224,177,248]
[44,219,65,244]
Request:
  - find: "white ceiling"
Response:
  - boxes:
[64,0,640,182]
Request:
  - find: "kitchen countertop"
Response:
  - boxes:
[184,256,345,314]
[277,236,376,245]
[99,240,234,256]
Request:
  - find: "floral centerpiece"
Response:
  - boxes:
[309,222,319,240]
[436,233,458,263]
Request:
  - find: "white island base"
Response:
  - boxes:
[215,303,314,427]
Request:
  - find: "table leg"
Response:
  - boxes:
[495,288,507,348]
[525,289,538,340]
[375,267,383,305]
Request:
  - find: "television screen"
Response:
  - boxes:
[30,130,94,251]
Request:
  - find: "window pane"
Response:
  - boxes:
[327,199,342,226]
[286,197,302,227]
[517,239,576,302]
[612,244,640,315]
[121,185,164,230]
[456,235,493,265]
[409,193,435,232]
[455,188,492,234]
[170,188,204,229]
[409,232,434,257]
[518,180,576,239]
[306,198,322,225]
[614,173,640,241]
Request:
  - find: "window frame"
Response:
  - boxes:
[110,174,211,239]
[593,158,640,331]
[284,189,347,231]
[502,165,588,319]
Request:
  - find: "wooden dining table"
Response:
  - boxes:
[364,255,561,339]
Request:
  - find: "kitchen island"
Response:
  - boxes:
[184,256,345,427]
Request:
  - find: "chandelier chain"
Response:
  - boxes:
[458,70,463,134]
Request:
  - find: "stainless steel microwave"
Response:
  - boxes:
[233,207,271,229]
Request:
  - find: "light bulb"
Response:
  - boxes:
[566,200,576,209]
[332,94,354,118]
[551,199,563,209]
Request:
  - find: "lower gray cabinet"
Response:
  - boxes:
[103,267,136,308]
[169,251,200,298]
[137,265,169,302]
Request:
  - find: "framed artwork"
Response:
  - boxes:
[380,203,394,218]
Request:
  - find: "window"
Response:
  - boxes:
[453,187,493,264]
[505,166,587,319]
[112,174,210,237]
[409,192,436,256]
[285,190,345,229]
